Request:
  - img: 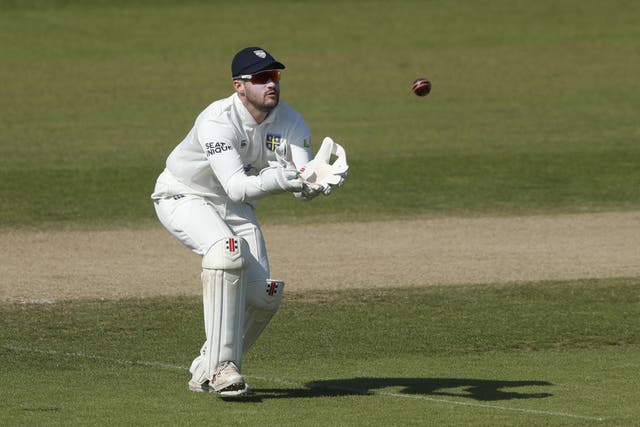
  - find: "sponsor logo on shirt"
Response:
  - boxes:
[265,133,282,151]
[204,141,232,157]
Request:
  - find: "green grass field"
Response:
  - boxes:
[1,0,640,425]
[1,0,639,228]
[2,280,640,426]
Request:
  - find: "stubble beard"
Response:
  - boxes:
[245,84,279,114]
[256,92,279,113]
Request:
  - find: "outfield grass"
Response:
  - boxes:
[1,0,639,228]
[1,279,639,426]
[2,1,640,426]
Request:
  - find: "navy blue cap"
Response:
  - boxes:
[231,47,285,78]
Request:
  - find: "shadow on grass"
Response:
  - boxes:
[236,377,553,402]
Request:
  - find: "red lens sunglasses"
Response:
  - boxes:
[235,70,281,85]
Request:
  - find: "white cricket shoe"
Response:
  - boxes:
[188,378,215,393]
[212,361,251,397]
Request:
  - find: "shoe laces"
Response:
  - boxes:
[213,361,238,379]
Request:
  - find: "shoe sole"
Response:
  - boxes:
[219,383,252,398]
[188,380,252,397]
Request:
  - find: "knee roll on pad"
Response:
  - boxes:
[202,237,249,270]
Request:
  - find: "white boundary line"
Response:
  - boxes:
[3,344,606,422]
[3,344,186,370]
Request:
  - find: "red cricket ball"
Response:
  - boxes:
[412,77,431,97]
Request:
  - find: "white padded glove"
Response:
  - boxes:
[299,137,349,195]
[295,181,326,201]
[260,163,303,193]
[274,140,323,199]
[274,167,304,192]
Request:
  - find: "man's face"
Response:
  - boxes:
[235,70,281,114]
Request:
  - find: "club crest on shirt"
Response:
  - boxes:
[265,133,282,151]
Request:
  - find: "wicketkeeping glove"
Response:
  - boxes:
[299,137,349,195]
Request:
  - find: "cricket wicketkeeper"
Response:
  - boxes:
[151,46,348,397]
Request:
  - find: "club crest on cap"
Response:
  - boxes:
[253,50,267,58]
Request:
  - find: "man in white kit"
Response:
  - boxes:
[151,46,348,397]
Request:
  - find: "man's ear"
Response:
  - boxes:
[233,80,245,96]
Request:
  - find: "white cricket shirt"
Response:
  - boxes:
[152,93,312,203]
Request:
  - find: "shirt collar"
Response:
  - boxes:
[233,93,278,127]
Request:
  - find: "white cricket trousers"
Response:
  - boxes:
[153,194,270,282]
[153,194,272,377]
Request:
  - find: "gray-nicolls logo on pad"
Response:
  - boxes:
[226,238,238,253]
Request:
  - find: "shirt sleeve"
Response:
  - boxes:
[288,116,313,170]
[197,120,279,203]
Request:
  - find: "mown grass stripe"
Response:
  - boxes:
[3,344,606,422]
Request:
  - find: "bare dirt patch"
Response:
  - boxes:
[1,211,639,302]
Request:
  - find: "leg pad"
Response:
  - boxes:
[243,279,285,353]
[190,237,249,384]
